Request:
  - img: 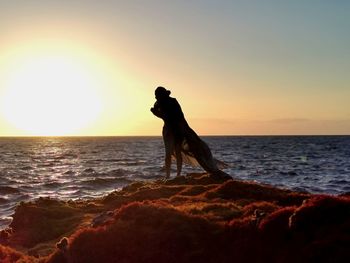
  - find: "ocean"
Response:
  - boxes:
[0,136,349,229]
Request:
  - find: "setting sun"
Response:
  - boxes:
[1,53,103,136]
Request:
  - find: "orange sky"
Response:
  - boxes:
[0,1,349,136]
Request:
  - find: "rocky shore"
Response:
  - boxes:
[1,173,349,263]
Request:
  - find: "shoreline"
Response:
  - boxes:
[0,173,349,262]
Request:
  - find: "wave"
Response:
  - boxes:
[43,182,65,189]
[0,197,9,205]
[19,166,34,171]
[63,170,75,175]
[82,177,132,188]
[83,168,96,173]
[0,186,21,195]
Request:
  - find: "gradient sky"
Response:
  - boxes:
[0,1,349,136]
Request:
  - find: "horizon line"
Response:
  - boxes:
[0,134,349,138]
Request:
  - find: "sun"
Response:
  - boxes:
[1,54,103,136]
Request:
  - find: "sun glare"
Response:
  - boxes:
[1,54,103,136]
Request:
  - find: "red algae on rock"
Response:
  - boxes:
[205,179,309,206]
[2,173,350,263]
[258,196,350,263]
[48,202,226,263]
[0,244,37,263]
[8,198,84,249]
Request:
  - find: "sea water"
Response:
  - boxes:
[1,136,350,229]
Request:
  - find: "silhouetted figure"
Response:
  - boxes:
[151,86,226,179]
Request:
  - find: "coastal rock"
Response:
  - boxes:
[0,244,36,262]
[2,173,349,263]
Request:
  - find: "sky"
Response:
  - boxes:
[0,0,349,136]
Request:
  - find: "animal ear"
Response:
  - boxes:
[167,90,171,96]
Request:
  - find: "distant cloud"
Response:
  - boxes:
[188,118,350,135]
[268,118,311,124]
